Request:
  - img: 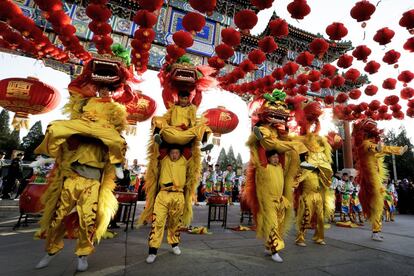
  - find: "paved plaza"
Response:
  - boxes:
[0,201,414,276]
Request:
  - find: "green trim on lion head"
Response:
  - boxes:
[263,89,286,103]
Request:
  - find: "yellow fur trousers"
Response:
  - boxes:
[46,175,100,256]
[296,192,325,244]
[265,200,286,253]
[148,191,184,249]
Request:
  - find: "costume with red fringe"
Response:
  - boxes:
[352,119,405,234]
[34,53,130,256]
[244,90,307,255]
[138,57,216,254]
[291,101,334,245]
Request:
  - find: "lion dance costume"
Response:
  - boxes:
[35,48,133,271]
[292,101,334,247]
[244,90,307,263]
[352,119,406,241]
[138,57,216,264]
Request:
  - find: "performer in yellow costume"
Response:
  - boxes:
[292,101,334,247]
[34,52,130,272]
[152,90,213,151]
[352,119,407,241]
[245,90,305,263]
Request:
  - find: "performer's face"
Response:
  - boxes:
[268,154,279,166]
[98,87,111,98]
[169,149,181,161]
[178,96,190,107]
[227,165,232,171]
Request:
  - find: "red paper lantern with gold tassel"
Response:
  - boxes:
[202,106,239,145]
[0,77,60,129]
[125,92,157,135]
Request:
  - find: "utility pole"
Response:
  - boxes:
[392,154,398,182]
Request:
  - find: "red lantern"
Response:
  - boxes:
[138,0,163,12]
[125,93,157,134]
[320,78,331,89]
[352,45,371,62]
[403,37,414,52]
[203,106,239,145]
[364,60,381,74]
[221,28,241,47]
[269,18,289,38]
[383,50,401,65]
[248,49,266,65]
[344,68,360,82]
[295,51,314,67]
[296,73,309,85]
[0,77,60,129]
[189,0,216,15]
[336,92,348,103]
[398,70,414,84]
[399,9,414,33]
[272,67,286,80]
[349,89,362,100]
[407,107,414,118]
[384,95,399,105]
[382,78,397,90]
[287,0,311,20]
[310,81,321,92]
[234,10,258,34]
[258,36,278,53]
[133,10,157,28]
[337,54,353,69]
[251,0,274,10]
[373,27,395,45]
[308,70,321,82]
[208,56,225,69]
[172,30,194,49]
[368,100,381,111]
[365,85,378,96]
[182,12,206,35]
[324,95,334,105]
[401,87,414,100]
[309,38,329,57]
[239,60,256,73]
[321,64,337,77]
[350,1,376,23]
[283,61,299,76]
[215,43,234,60]
[326,22,348,40]
[330,75,345,88]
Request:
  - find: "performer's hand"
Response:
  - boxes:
[400,145,408,155]
[376,142,383,152]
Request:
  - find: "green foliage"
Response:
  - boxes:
[0,109,11,154]
[383,126,414,180]
[236,153,243,168]
[21,121,44,161]
[226,146,237,169]
[217,148,228,171]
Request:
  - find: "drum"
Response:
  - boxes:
[115,191,138,203]
[207,195,228,205]
[19,182,49,213]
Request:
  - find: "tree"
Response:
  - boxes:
[236,153,243,168]
[217,148,227,171]
[2,129,21,158]
[20,121,44,160]
[383,126,414,181]
[0,109,11,152]
[227,146,237,169]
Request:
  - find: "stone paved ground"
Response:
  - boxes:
[0,201,413,276]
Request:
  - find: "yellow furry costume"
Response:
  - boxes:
[244,90,305,255]
[353,119,405,234]
[291,101,334,245]
[35,63,128,256]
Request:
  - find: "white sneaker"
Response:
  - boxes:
[35,254,56,269]
[172,246,181,255]
[372,233,383,242]
[77,256,88,272]
[296,242,307,247]
[146,254,157,264]
[271,253,283,263]
[115,165,124,179]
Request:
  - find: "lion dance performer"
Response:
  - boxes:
[138,57,216,264]
[292,101,335,247]
[244,90,307,263]
[34,47,133,272]
[352,119,407,241]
